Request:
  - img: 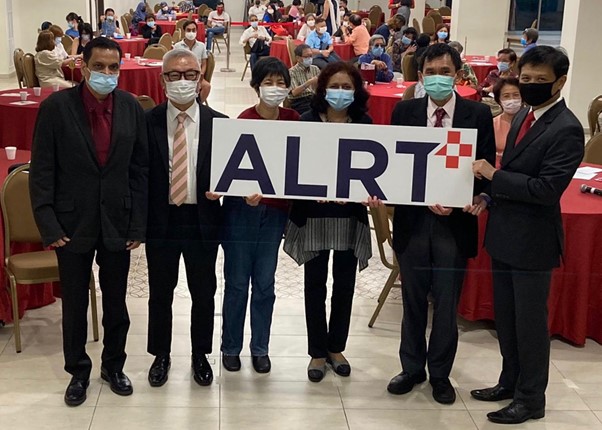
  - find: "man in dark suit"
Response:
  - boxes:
[471,46,584,424]
[29,37,148,406]
[386,43,495,404]
[145,49,226,388]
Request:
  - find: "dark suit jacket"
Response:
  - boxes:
[29,84,149,253]
[390,94,496,258]
[485,100,584,270]
[145,101,227,243]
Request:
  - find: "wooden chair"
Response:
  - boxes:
[143,44,168,59]
[368,5,383,33]
[368,205,401,327]
[412,18,421,33]
[422,16,436,36]
[587,95,602,136]
[211,22,229,54]
[61,35,73,54]
[304,2,315,14]
[286,37,297,66]
[120,16,129,34]
[176,18,188,33]
[158,32,173,51]
[22,53,39,88]
[172,29,182,43]
[154,3,161,13]
[241,42,252,81]
[203,52,215,106]
[125,13,133,29]
[1,164,99,353]
[136,95,156,110]
[402,53,418,81]
[439,6,451,16]
[402,82,417,100]
[584,133,602,164]
[427,10,442,26]
[13,49,25,89]
[197,4,208,16]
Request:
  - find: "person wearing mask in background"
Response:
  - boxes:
[389,0,412,24]
[284,61,372,383]
[249,0,267,22]
[391,26,417,73]
[30,36,148,407]
[99,8,121,37]
[206,2,230,51]
[48,25,70,60]
[478,49,518,97]
[521,28,538,53]
[141,15,163,46]
[132,2,148,25]
[145,48,226,389]
[71,23,94,56]
[65,12,83,38]
[385,43,495,405]
[342,14,371,60]
[173,20,212,103]
[434,23,450,44]
[305,17,341,69]
[34,31,76,89]
[471,46,583,425]
[297,13,317,41]
[332,12,351,38]
[359,35,394,83]
[157,1,177,20]
[491,77,522,167]
[240,14,272,70]
[375,15,405,44]
[339,0,349,16]
[448,41,478,88]
[219,57,299,374]
[288,43,320,114]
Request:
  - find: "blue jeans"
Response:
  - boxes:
[206,26,225,50]
[221,197,288,356]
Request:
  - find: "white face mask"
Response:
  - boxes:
[307,20,315,27]
[501,98,522,115]
[259,86,289,107]
[185,31,197,41]
[317,27,326,34]
[165,79,199,104]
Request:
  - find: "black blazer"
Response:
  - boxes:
[485,100,584,270]
[30,84,149,253]
[145,101,227,243]
[390,94,496,258]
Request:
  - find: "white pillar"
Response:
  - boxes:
[0,0,15,78]
[560,0,602,129]
[410,0,426,27]
[450,0,511,55]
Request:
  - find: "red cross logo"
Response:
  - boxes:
[435,131,473,169]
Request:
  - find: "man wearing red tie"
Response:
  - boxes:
[471,46,584,424]
[145,49,227,388]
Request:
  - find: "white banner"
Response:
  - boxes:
[210,119,478,208]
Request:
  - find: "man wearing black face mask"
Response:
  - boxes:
[471,46,584,425]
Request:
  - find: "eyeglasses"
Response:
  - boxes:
[162,70,201,82]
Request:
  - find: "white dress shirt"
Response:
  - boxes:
[239,26,272,47]
[167,100,199,204]
[248,5,266,19]
[427,92,457,128]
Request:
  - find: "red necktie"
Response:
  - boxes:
[434,107,446,128]
[514,111,536,147]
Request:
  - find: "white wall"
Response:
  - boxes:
[0,0,12,77]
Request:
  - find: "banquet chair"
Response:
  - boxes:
[368,5,383,33]
[402,82,417,100]
[304,3,315,14]
[13,49,25,89]
[241,42,252,81]
[422,16,436,36]
[587,95,602,136]
[197,4,208,16]
[176,18,187,33]
[584,133,602,165]
[368,204,401,327]
[120,16,129,34]
[22,53,39,88]
[286,38,297,66]
[173,29,182,43]
[412,18,421,33]
[1,164,99,353]
[211,22,230,54]
[402,53,418,81]
[158,32,173,52]
[439,6,451,16]
[154,3,161,13]
[136,95,157,110]
[143,44,168,59]
[203,52,216,106]
[61,35,73,54]
[124,13,133,30]
[427,10,442,26]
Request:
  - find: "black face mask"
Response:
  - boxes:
[519,80,559,107]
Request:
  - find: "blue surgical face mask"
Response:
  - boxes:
[107,15,114,22]
[147,21,156,27]
[423,75,455,101]
[302,57,313,67]
[371,46,384,57]
[437,31,448,40]
[401,35,411,46]
[251,21,258,28]
[520,37,527,46]
[498,61,510,73]
[67,22,74,29]
[325,89,354,111]
[87,70,119,95]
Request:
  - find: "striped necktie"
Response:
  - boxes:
[170,112,188,206]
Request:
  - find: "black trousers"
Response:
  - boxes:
[56,238,131,380]
[397,212,466,379]
[290,96,312,116]
[146,204,218,357]
[492,258,552,410]
[304,249,357,358]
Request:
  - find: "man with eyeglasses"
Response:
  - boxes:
[145,49,227,388]
[288,43,320,115]
[30,37,148,406]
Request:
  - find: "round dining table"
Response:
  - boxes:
[269,39,355,68]
[115,36,149,57]
[175,13,199,20]
[365,82,478,125]
[137,20,206,42]
[464,55,498,85]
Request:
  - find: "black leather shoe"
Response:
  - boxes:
[430,378,456,404]
[148,355,171,387]
[64,377,89,406]
[326,355,351,377]
[387,371,427,395]
[307,358,326,383]
[487,401,545,424]
[471,384,515,402]
[252,355,271,373]
[192,355,213,386]
[222,354,241,372]
[100,368,133,396]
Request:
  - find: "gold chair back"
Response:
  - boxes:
[176,18,188,32]
[587,95,602,136]
[584,133,602,164]
[143,44,168,59]
[402,53,418,82]
[368,5,383,32]
[286,37,297,66]
[427,10,442,25]
[13,48,25,88]
[22,53,39,88]
[402,82,417,100]
[158,32,173,51]
[412,17,421,33]
[204,51,216,83]
[172,28,182,43]
[422,16,436,35]
[439,6,451,16]
[61,35,74,53]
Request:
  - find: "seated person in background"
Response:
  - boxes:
[99,8,121,36]
[359,35,394,83]
[40,21,52,31]
[375,15,406,44]
[141,14,163,45]
[48,25,70,60]
[412,33,431,73]
[288,43,320,114]
[297,13,316,41]
[289,0,302,20]
[448,41,478,88]
[478,48,518,97]
[206,2,231,51]
[333,12,351,38]
[434,23,450,44]
[156,2,177,20]
[492,77,522,167]
[173,20,211,103]
[263,3,283,24]
[34,30,75,89]
[240,14,272,70]
[343,14,371,59]
[339,0,350,16]
[521,28,538,53]
[391,26,418,73]
[132,2,148,25]
[65,12,83,38]
[248,0,267,21]
[306,17,341,69]
[71,23,94,56]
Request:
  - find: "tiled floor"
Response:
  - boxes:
[1,30,601,429]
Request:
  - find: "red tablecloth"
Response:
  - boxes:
[65,58,166,104]
[137,21,205,42]
[459,164,602,345]
[0,88,55,150]
[0,150,57,323]
[115,37,149,57]
[269,39,354,68]
[366,82,478,125]
[175,13,199,20]
[465,55,497,85]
